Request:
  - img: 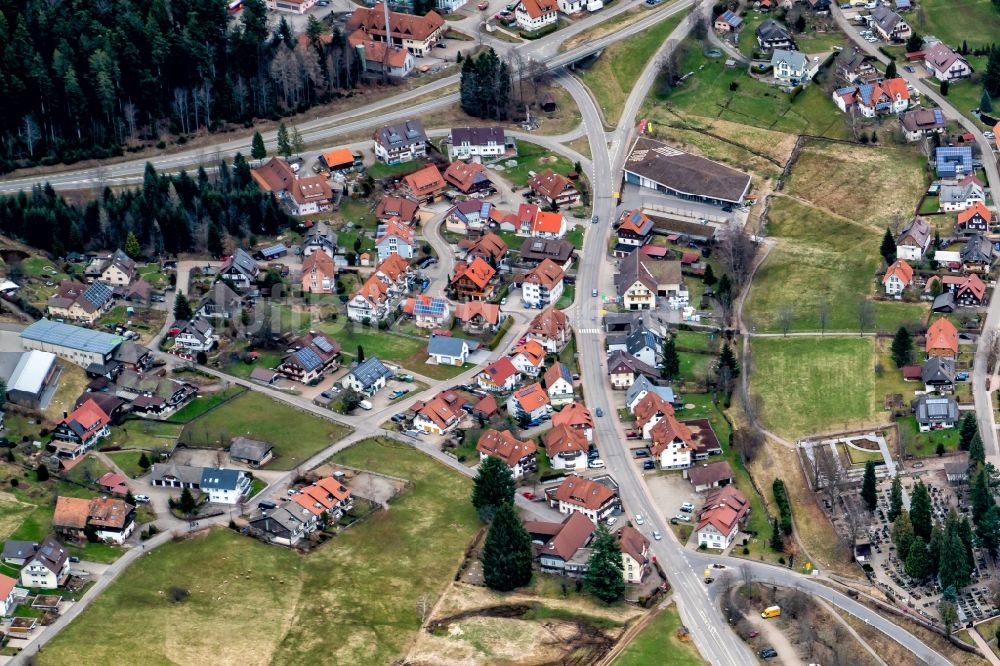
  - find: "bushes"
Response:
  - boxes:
[772,478,793,535]
[488,316,515,350]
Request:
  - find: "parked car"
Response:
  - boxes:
[592,215,599,225]
[606,515,617,526]
[680,502,694,512]
[134,494,151,503]
[957,371,970,381]
[522,491,535,500]
[633,449,650,458]
[258,499,277,510]
[634,514,644,525]
[625,430,639,438]
[589,459,605,469]
[674,514,690,522]
[595,407,604,417]
[643,460,656,470]
[358,399,373,410]
[759,648,778,659]
[69,556,81,563]
[477,0,489,8]
[592,289,598,297]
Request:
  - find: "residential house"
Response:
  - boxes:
[51,399,110,461]
[506,383,552,422]
[0,573,15,616]
[961,233,993,272]
[882,259,914,296]
[18,536,69,589]
[464,232,509,268]
[198,467,251,505]
[529,512,596,578]
[520,238,575,269]
[923,42,973,81]
[451,257,497,301]
[544,362,575,406]
[278,331,341,384]
[173,318,217,353]
[348,275,391,323]
[229,437,275,467]
[375,196,420,226]
[896,216,932,261]
[836,48,879,84]
[303,220,337,257]
[771,49,819,84]
[942,273,987,306]
[696,486,751,550]
[649,413,695,470]
[913,395,959,431]
[341,357,393,395]
[403,295,451,329]
[922,357,956,393]
[558,0,602,15]
[608,350,659,389]
[219,249,259,292]
[552,402,594,442]
[900,108,947,142]
[254,476,353,546]
[685,460,735,492]
[53,496,135,544]
[446,200,496,235]
[957,202,993,235]
[833,79,909,117]
[940,177,986,212]
[317,148,361,173]
[870,6,911,41]
[149,462,203,490]
[84,249,136,288]
[614,209,654,257]
[515,0,558,31]
[348,5,445,56]
[97,471,129,496]
[3,540,37,566]
[616,250,688,310]
[623,327,662,368]
[266,0,318,14]
[454,301,503,334]
[443,160,494,196]
[448,127,515,161]
[526,306,571,353]
[427,335,470,366]
[530,211,568,239]
[714,10,744,32]
[375,218,416,262]
[46,281,115,324]
[528,170,579,207]
[935,146,973,178]
[551,474,620,524]
[617,526,650,584]
[477,429,538,479]
[412,390,465,434]
[521,258,565,308]
[197,282,242,320]
[347,33,414,78]
[372,118,429,164]
[626,375,677,413]
[925,317,959,359]
[111,340,152,373]
[516,203,541,236]
[477,357,522,392]
[403,164,447,204]
[510,340,547,377]
[251,158,333,216]
[301,251,336,294]
[544,424,589,471]
[756,19,795,51]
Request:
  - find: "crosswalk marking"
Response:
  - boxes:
[577,328,601,334]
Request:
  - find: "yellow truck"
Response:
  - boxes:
[761,606,781,619]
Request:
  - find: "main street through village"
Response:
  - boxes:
[3,0,986,662]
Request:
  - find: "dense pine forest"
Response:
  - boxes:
[0,158,292,257]
[0,0,364,173]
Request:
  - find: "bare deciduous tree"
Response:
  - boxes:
[778,304,794,336]
[417,593,432,624]
[716,225,757,288]
[817,299,829,336]
[856,299,874,336]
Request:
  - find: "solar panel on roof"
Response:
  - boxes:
[933,109,944,124]
[295,347,323,372]
[84,282,113,308]
[21,319,123,354]
[415,298,444,316]
[313,336,334,353]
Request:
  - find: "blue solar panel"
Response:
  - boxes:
[84,282,114,309]
[933,109,944,124]
[21,319,123,354]
[313,336,334,354]
[295,347,323,372]
[414,298,445,316]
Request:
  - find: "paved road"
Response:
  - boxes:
[829,5,1000,466]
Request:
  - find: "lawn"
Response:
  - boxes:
[367,159,424,180]
[565,225,585,250]
[745,197,929,332]
[673,329,720,353]
[105,450,150,478]
[180,392,351,470]
[579,12,686,122]
[38,439,480,666]
[503,140,576,187]
[556,284,576,310]
[749,336,887,440]
[648,37,849,138]
[912,0,1000,52]
[676,350,714,385]
[105,420,184,450]
[166,386,245,423]
[318,319,468,380]
[897,415,961,457]
[222,349,285,379]
[614,603,707,666]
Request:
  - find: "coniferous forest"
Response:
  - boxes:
[0,0,364,173]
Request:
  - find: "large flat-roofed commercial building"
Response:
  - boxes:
[20,319,123,369]
[623,137,752,207]
[6,351,58,408]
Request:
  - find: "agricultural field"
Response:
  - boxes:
[911,0,1000,52]
[39,439,480,666]
[180,391,351,470]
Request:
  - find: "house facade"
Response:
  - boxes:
[506,383,552,422]
[477,429,538,479]
[19,537,69,589]
[882,259,913,296]
[515,0,558,31]
[521,258,565,308]
[550,474,620,524]
[201,468,252,504]
[924,42,972,81]
[372,118,429,164]
[448,127,514,161]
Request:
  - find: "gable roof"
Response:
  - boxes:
[348,5,444,43]
[633,391,675,429]
[414,391,465,430]
[897,216,930,248]
[649,413,695,455]
[200,467,245,491]
[626,374,675,408]
[372,118,428,150]
[222,248,258,278]
[349,357,393,387]
[871,5,904,32]
[900,107,946,133]
[882,259,913,286]
[454,300,501,325]
[925,317,958,354]
[687,460,735,487]
[771,48,806,70]
[617,526,649,565]
[427,335,468,358]
[452,257,497,289]
[533,211,565,235]
[376,218,416,247]
[30,536,68,575]
[477,429,537,466]
[522,258,565,290]
[518,0,557,18]
[302,250,336,277]
[230,437,274,462]
[618,209,654,236]
[543,423,588,456]
[510,382,550,411]
[375,195,420,223]
[961,233,993,264]
[403,164,446,197]
[443,160,492,193]
[60,399,110,438]
[958,202,994,227]
[528,170,575,200]
[554,474,616,510]
[544,361,573,389]
[465,232,509,263]
[480,357,520,385]
[450,127,507,146]
[540,511,595,561]
[921,356,956,384]
[251,157,296,192]
[924,42,968,73]
[552,402,594,430]
[756,19,791,41]
[53,496,92,530]
[528,306,568,340]
[607,350,659,379]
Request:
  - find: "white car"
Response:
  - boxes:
[652,530,662,540]
[680,502,695,512]
[674,514,691,523]
[606,516,617,526]
[985,131,996,139]
[134,494,150,503]
[358,399,373,410]
[588,459,605,469]
[635,514,645,525]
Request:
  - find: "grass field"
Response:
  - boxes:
[579,12,686,122]
[318,319,469,380]
[368,159,423,180]
[898,415,961,457]
[745,197,928,332]
[503,140,576,187]
[105,420,184,450]
[222,349,285,379]
[648,38,849,138]
[181,392,351,469]
[105,450,149,478]
[167,386,246,423]
[749,337,888,439]
[615,604,707,665]
[40,439,479,666]
[912,0,1000,51]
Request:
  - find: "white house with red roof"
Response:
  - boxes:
[51,399,111,461]
[510,340,547,377]
[696,486,751,550]
[477,357,523,392]
[375,219,416,262]
[526,307,571,352]
[476,429,538,479]
[412,391,465,435]
[521,258,565,307]
[531,211,568,239]
[649,413,695,470]
[552,402,594,442]
[882,259,914,296]
[515,0,558,31]
[543,424,589,470]
[550,474,620,523]
[0,573,17,616]
[506,383,552,422]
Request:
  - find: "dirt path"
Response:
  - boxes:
[746,613,803,665]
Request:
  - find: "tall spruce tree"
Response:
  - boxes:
[890,327,912,368]
[662,335,680,380]
[939,533,971,591]
[173,292,192,321]
[982,90,994,113]
[584,526,626,603]
[985,46,1000,98]
[959,413,978,451]
[888,475,903,522]
[276,122,292,157]
[885,60,897,78]
[124,231,141,259]
[892,511,915,562]
[770,517,784,551]
[719,343,740,377]
[861,461,878,511]
[971,465,995,523]
[970,432,986,468]
[251,131,267,162]
[880,228,896,264]
[472,456,516,522]
[482,502,533,591]
[905,536,930,580]
[977,505,1000,558]
[910,481,933,541]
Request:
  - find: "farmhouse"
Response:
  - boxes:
[53,496,135,544]
[624,137,752,207]
[615,249,688,310]
[942,274,987,306]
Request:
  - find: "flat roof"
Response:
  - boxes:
[21,319,123,355]
[9,351,56,395]
[624,136,752,203]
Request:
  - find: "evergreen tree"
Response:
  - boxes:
[207,224,224,258]
[971,465,995,523]
[793,13,806,32]
[879,227,896,264]
[905,536,930,580]
[977,505,1000,558]
[661,335,680,380]
[888,475,903,522]
[251,131,267,162]
[471,456,516,522]
[939,533,971,591]
[861,461,878,511]
[985,46,1000,98]
[960,413,978,451]
[125,491,136,506]
[124,231,141,259]
[276,122,292,157]
[890,327,912,368]
[905,32,924,52]
[958,516,975,568]
[928,523,945,577]
[173,292,192,321]
[178,487,197,514]
[717,273,733,307]
[892,511,914,561]
[584,526,626,603]
[482,503,533,591]
[970,432,986,468]
[770,517,784,551]
[885,60,897,78]
[909,481,932,541]
[940,79,949,96]
[35,464,49,482]
[138,452,151,470]
[291,126,305,156]
[719,343,740,377]
[356,344,365,363]
[703,264,717,286]
[982,89,994,113]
